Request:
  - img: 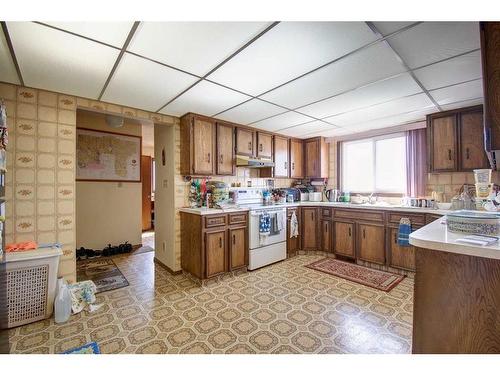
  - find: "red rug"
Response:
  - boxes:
[306,258,404,292]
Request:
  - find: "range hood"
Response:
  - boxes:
[236,155,274,168]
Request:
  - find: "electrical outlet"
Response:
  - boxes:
[163,179,168,188]
[162,242,166,252]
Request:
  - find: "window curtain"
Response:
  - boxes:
[406,128,427,197]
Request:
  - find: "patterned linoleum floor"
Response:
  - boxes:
[7,252,413,354]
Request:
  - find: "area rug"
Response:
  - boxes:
[62,341,100,354]
[77,258,129,293]
[306,258,404,292]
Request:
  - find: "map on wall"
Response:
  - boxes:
[76,128,141,182]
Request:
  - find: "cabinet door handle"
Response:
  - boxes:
[292,162,295,170]
[363,228,366,239]
[219,237,222,248]
[394,233,397,244]
[248,141,252,151]
[207,153,211,163]
[311,212,314,220]
[219,154,223,164]
[232,234,235,245]
[259,144,263,152]
[348,227,351,237]
[324,223,328,233]
[448,149,452,160]
[284,161,287,170]
[466,148,470,160]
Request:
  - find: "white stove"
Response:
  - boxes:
[232,188,287,270]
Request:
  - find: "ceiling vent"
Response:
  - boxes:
[105,114,124,128]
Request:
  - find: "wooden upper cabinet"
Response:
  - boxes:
[304,137,329,178]
[480,22,500,152]
[429,114,457,172]
[216,122,235,176]
[235,127,255,157]
[290,139,304,178]
[357,223,385,265]
[274,136,289,177]
[180,113,215,175]
[257,132,273,159]
[459,110,489,170]
[428,106,487,172]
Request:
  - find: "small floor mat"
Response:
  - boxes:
[306,258,404,292]
[77,258,129,293]
[62,341,100,354]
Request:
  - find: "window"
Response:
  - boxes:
[341,133,407,194]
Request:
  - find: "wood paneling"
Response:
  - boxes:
[205,230,227,278]
[459,110,489,170]
[357,223,385,265]
[216,122,235,175]
[141,155,152,231]
[229,226,247,271]
[333,221,355,258]
[429,114,457,172]
[413,247,500,353]
[387,227,415,271]
[274,135,289,177]
[289,139,304,178]
[302,207,318,250]
[235,127,255,157]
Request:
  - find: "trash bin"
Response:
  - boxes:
[0,247,63,329]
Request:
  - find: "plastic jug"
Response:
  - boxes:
[54,277,72,324]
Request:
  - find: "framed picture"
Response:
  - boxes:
[76,127,142,182]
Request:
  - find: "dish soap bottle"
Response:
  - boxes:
[54,277,72,324]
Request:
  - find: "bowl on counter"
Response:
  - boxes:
[446,210,500,235]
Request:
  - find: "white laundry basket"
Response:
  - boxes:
[0,247,62,329]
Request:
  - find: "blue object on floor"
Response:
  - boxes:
[398,218,412,247]
[62,341,100,354]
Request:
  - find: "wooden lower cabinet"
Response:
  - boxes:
[357,223,386,265]
[302,207,318,250]
[320,219,332,252]
[229,226,247,270]
[387,227,416,271]
[181,212,248,280]
[205,230,227,278]
[333,221,355,258]
[287,208,301,257]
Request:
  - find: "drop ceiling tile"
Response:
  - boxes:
[0,28,19,84]
[260,42,406,109]
[298,73,422,119]
[325,93,434,127]
[372,22,416,36]
[250,111,313,132]
[429,79,483,105]
[7,22,119,99]
[440,98,483,111]
[159,81,251,117]
[43,21,134,48]
[281,120,337,138]
[413,50,482,90]
[208,22,378,95]
[303,126,352,138]
[387,22,480,69]
[345,108,436,133]
[102,53,198,112]
[128,22,269,76]
[216,99,287,125]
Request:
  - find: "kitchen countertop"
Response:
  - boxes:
[410,219,500,260]
[179,201,452,215]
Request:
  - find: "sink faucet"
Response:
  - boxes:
[368,193,376,205]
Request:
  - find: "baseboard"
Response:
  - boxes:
[154,257,182,275]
